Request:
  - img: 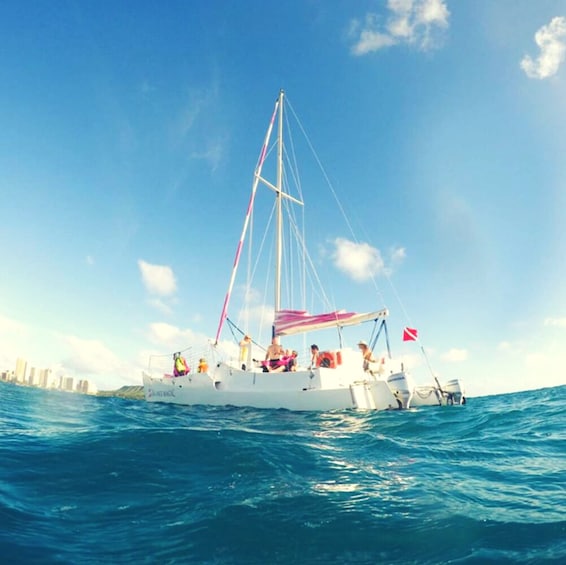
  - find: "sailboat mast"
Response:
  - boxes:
[274,89,284,317]
[214,96,280,345]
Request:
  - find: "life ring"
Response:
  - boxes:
[317,351,336,369]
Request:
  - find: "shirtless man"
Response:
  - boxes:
[265,337,284,371]
[309,344,320,369]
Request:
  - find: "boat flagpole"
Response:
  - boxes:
[214,95,281,345]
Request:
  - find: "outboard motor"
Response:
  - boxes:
[386,371,413,409]
[442,379,465,405]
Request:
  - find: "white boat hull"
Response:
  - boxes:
[143,363,409,412]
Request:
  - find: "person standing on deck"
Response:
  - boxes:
[173,352,190,376]
[309,344,320,369]
[239,334,252,370]
[357,340,376,371]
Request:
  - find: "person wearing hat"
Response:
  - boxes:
[358,340,376,371]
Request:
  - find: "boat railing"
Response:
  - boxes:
[147,346,217,377]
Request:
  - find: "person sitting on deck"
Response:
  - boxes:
[265,337,284,372]
[173,352,190,376]
[286,350,298,372]
[197,358,208,373]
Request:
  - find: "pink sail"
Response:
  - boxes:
[274,308,389,337]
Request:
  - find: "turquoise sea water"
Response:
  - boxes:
[0,382,564,564]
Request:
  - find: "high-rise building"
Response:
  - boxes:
[28,367,39,386]
[15,358,27,383]
[63,376,74,391]
[77,379,90,394]
[39,369,51,388]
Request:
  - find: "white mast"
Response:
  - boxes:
[274,89,284,317]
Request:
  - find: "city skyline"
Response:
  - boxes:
[1,357,94,394]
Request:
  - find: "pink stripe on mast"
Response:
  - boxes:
[214,97,280,344]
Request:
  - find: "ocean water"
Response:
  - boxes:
[0,383,564,564]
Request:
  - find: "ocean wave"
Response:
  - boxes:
[1,383,564,563]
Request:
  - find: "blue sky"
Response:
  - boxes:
[1,0,565,396]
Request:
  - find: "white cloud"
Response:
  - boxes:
[138,259,177,296]
[191,137,225,173]
[147,322,185,346]
[441,347,468,362]
[236,303,274,327]
[521,17,566,79]
[0,314,29,335]
[390,246,406,264]
[544,316,566,327]
[332,238,385,282]
[146,322,210,351]
[62,335,122,376]
[148,298,174,315]
[350,0,450,55]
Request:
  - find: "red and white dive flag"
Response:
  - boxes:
[403,327,418,341]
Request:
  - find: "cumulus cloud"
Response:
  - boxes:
[390,246,406,264]
[147,322,185,345]
[521,17,566,79]
[146,322,211,349]
[138,260,177,296]
[145,322,217,363]
[441,348,468,362]
[0,314,29,335]
[148,298,174,316]
[332,238,385,282]
[349,0,450,55]
[62,335,122,375]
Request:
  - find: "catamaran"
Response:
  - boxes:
[143,90,465,410]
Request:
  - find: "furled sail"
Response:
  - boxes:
[274,308,389,337]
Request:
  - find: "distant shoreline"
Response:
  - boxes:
[1,380,145,401]
[97,385,145,400]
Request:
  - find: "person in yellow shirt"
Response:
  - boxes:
[173,352,190,376]
[239,335,252,370]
